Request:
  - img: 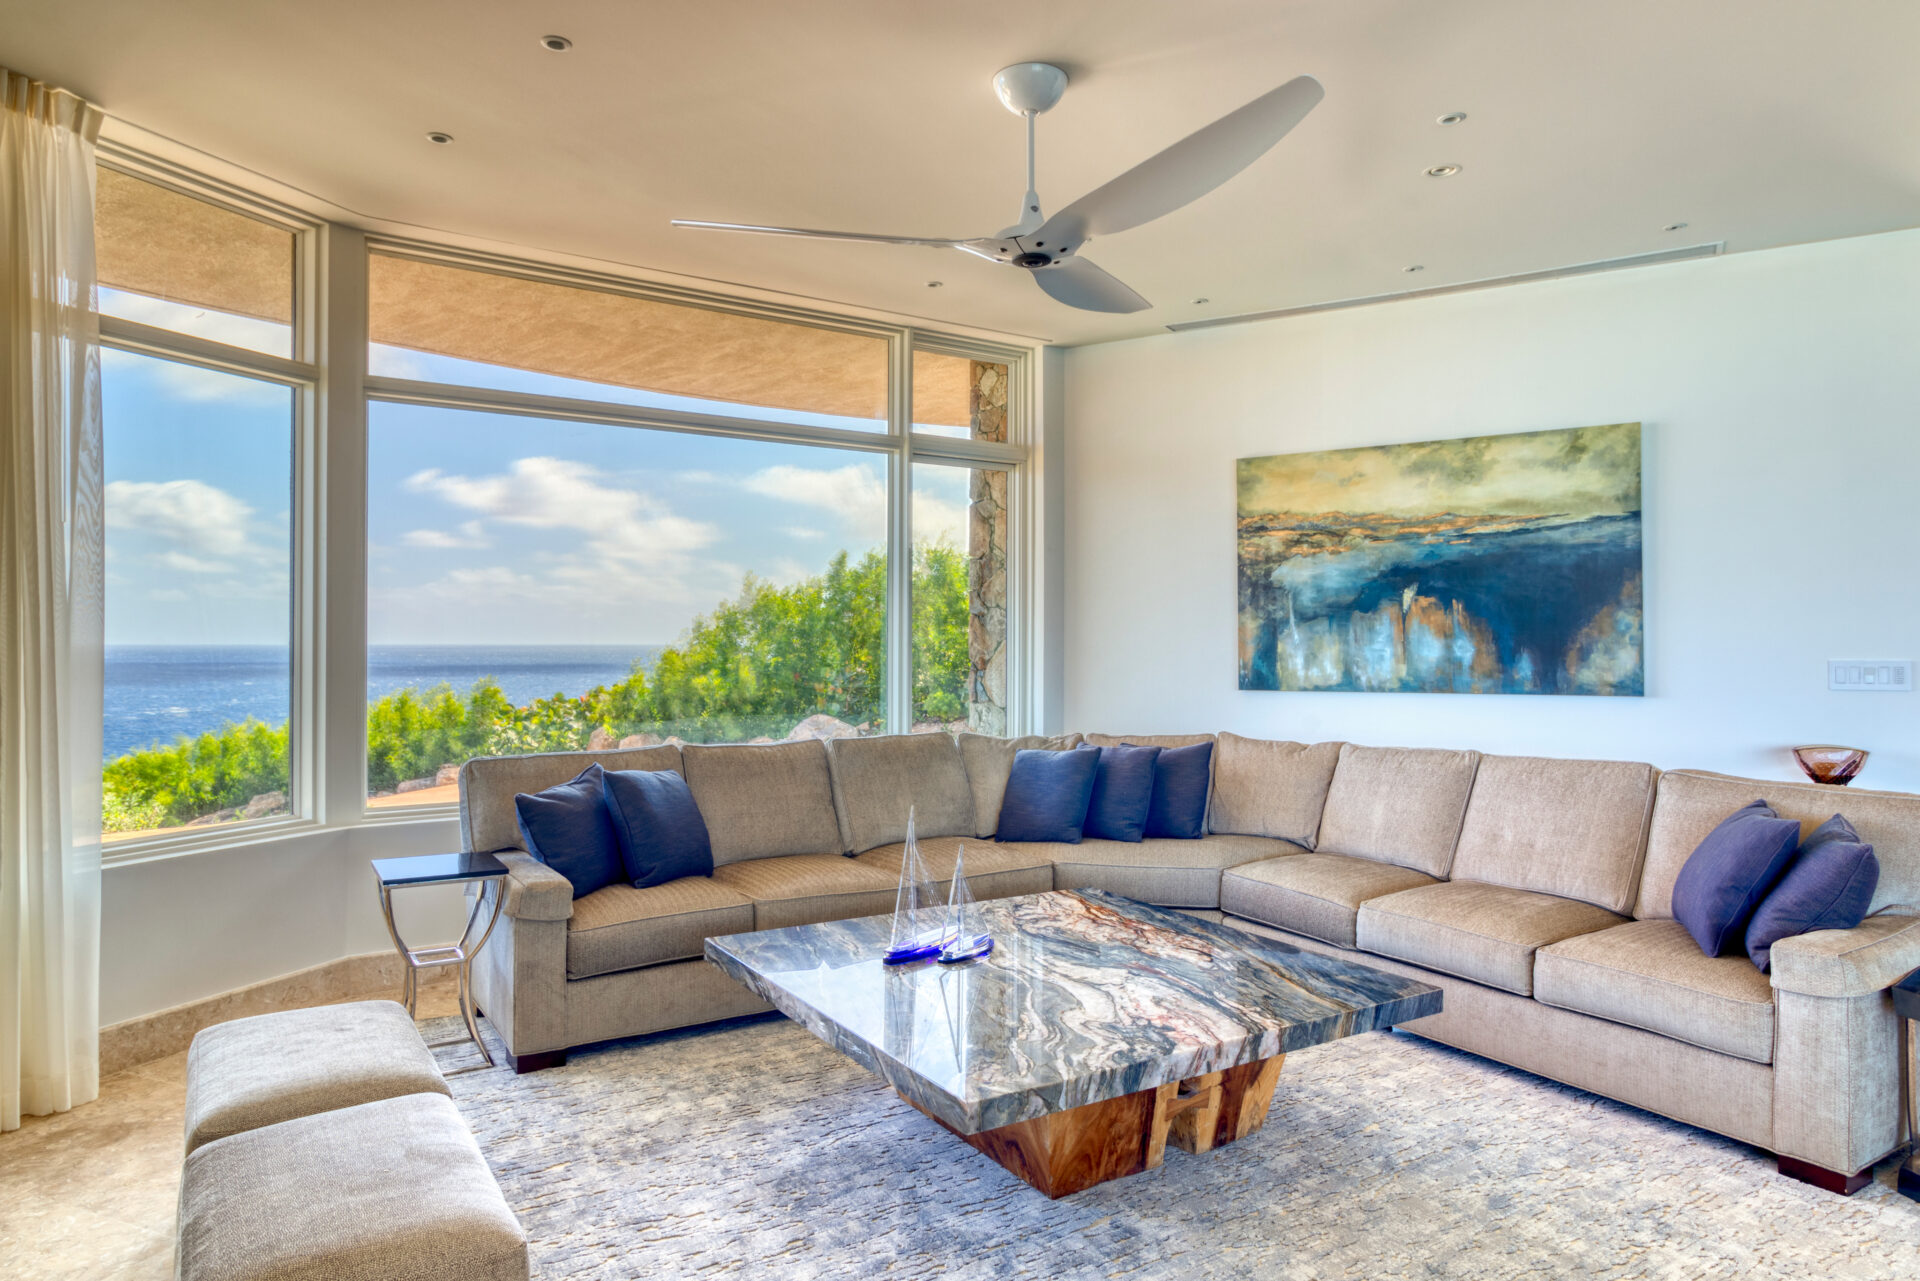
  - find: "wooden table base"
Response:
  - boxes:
[902,1054,1285,1199]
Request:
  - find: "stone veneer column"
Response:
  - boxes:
[967,361,1009,735]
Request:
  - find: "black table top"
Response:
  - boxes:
[371,850,510,887]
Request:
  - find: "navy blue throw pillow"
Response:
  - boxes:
[513,764,623,898]
[1143,741,1213,840]
[1745,815,1880,973]
[1671,799,1803,957]
[604,768,714,888]
[1083,744,1163,843]
[996,746,1101,844]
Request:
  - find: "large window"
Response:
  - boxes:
[84,158,1029,850]
[93,166,308,843]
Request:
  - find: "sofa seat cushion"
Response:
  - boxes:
[1017,833,1301,909]
[853,835,1053,902]
[1535,918,1776,1063]
[710,853,901,930]
[1221,853,1440,949]
[1357,881,1627,995]
[182,1000,448,1156]
[176,1093,528,1281]
[566,878,755,979]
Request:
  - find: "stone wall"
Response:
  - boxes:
[966,360,1009,735]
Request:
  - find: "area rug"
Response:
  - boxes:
[430,1015,1920,1280]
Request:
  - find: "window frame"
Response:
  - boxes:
[94,146,324,861]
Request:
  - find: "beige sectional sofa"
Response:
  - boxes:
[462,729,1920,1194]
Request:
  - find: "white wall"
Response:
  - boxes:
[1062,229,1920,791]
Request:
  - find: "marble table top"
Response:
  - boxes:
[705,889,1443,1134]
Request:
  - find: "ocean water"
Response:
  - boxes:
[102,644,661,760]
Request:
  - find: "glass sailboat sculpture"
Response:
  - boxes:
[938,841,995,964]
[883,807,952,964]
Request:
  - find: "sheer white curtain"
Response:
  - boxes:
[0,68,104,1132]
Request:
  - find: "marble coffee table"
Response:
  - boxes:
[705,889,1442,1197]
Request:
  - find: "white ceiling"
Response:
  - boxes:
[7,0,1919,345]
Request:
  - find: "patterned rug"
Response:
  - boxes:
[429,1015,1920,1280]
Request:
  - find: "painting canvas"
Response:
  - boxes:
[1237,423,1643,696]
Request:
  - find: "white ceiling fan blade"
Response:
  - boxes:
[671,220,965,248]
[1038,75,1323,245]
[1032,257,1151,313]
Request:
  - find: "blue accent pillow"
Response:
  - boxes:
[996,746,1101,844]
[513,764,623,898]
[604,768,714,888]
[1671,799,1803,957]
[1143,741,1213,840]
[1083,744,1163,843]
[1745,815,1880,973]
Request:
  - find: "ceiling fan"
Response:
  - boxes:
[672,63,1323,314]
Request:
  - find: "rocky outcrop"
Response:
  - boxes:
[787,713,857,741]
[587,726,616,751]
[618,732,664,749]
[435,763,461,786]
[240,791,288,820]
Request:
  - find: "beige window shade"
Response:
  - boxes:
[368,253,968,425]
[93,167,293,323]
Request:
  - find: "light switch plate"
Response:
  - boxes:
[1829,660,1912,692]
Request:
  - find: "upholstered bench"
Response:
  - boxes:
[176,1092,529,1281]
[182,999,449,1154]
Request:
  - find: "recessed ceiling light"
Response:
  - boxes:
[926,280,943,288]
[540,35,572,52]
[1425,164,1461,178]
[1437,112,1468,126]
[426,131,455,145]
[1663,221,1689,232]
[1403,265,1425,273]
[1191,297,1210,305]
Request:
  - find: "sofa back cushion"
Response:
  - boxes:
[1207,733,1342,848]
[1449,754,1658,914]
[681,740,844,865]
[1638,770,1920,919]
[461,744,682,855]
[957,733,1082,838]
[1316,744,1481,877]
[825,733,975,854]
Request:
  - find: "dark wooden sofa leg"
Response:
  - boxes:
[1778,1154,1870,1195]
[505,1049,567,1075]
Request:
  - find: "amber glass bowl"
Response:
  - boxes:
[1793,745,1868,786]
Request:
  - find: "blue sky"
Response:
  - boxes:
[101,290,971,646]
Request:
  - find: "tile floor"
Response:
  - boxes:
[1,983,466,1281]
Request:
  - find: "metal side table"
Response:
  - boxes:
[372,851,509,1068]
[1895,968,1920,1200]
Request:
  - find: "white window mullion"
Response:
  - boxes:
[316,225,369,827]
[886,331,915,735]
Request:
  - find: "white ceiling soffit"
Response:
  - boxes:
[7,0,1919,347]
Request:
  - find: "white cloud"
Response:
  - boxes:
[782,526,826,541]
[157,551,227,574]
[401,520,489,550]
[915,495,967,547]
[101,328,288,408]
[106,479,258,559]
[743,463,887,544]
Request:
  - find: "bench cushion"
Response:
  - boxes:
[1357,881,1627,995]
[1021,833,1300,908]
[567,878,755,979]
[1316,744,1480,877]
[182,1001,447,1156]
[1449,754,1658,914]
[853,835,1053,901]
[1207,734,1341,848]
[1638,769,1920,919]
[1535,918,1777,1063]
[709,852,900,929]
[177,1092,527,1281]
[826,733,975,854]
[682,740,844,865]
[957,733,1082,838]
[1221,852,1440,949]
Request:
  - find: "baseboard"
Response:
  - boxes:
[99,951,454,1077]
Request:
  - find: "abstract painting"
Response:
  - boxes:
[1237,423,1643,696]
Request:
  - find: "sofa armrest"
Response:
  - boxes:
[1769,915,1920,999]
[490,848,574,922]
